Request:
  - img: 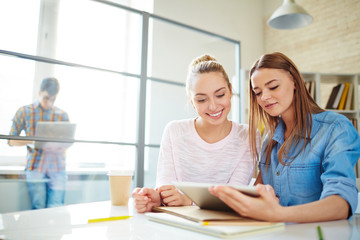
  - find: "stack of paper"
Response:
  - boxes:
[145,206,285,238]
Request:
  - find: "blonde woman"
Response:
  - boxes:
[132,54,260,213]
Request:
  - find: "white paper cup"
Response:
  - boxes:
[107,170,133,206]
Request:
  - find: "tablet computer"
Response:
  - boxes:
[173,182,259,212]
[34,121,76,149]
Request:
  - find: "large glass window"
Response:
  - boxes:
[0,0,240,212]
[56,0,142,74]
[143,17,240,187]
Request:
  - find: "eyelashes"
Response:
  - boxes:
[254,85,279,96]
[196,93,226,103]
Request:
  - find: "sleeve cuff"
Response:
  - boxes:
[321,178,359,217]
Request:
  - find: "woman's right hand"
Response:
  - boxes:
[157,185,193,206]
[131,187,161,213]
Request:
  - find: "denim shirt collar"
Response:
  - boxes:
[272,117,285,145]
[309,113,322,139]
[272,113,322,143]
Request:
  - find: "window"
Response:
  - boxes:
[0,0,240,212]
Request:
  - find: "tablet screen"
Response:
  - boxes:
[173,182,259,212]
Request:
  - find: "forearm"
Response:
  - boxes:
[278,195,349,223]
[8,140,34,146]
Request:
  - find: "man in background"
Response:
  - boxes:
[8,77,69,209]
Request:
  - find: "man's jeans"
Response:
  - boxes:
[26,170,66,209]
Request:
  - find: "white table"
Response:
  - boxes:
[0,200,359,240]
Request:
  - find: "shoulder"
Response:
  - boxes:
[15,104,34,115]
[165,118,193,130]
[313,111,353,129]
[231,122,251,140]
[163,118,194,135]
[312,111,358,141]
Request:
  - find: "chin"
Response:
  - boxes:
[264,110,281,117]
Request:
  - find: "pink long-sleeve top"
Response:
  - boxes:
[156,118,260,187]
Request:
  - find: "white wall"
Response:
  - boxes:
[153,0,265,70]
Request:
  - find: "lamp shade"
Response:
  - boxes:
[268,0,313,30]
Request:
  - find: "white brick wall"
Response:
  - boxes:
[264,0,360,74]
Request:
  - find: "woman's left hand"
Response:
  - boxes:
[209,184,283,222]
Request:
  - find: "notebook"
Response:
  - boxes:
[34,121,76,149]
[146,209,285,238]
[173,182,259,211]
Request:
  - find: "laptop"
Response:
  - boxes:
[174,182,259,212]
[34,121,76,149]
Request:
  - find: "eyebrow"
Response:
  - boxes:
[252,79,278,90]
[195,87,226,96]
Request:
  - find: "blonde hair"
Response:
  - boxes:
[248,52,324,166]
[186,54,231,96]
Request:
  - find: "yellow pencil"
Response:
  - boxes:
[88,215,132,223]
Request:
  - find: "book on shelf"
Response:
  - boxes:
[351,118,358,130]
[345,83,354,110]
[146,206,284,238]
[305,81,315,99]
[332,83,345,109]
[338,82,350,110]
[310,81,315,99]
[325,83,341,109]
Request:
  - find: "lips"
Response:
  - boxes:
[207,109,223,119]
[265,103,277,109]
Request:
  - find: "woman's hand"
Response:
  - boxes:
[209,184,283,222]
[131,187,161,213]
[157,185,193,206]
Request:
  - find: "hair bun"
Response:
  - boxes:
[191,54,217,67]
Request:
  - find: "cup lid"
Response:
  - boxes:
[107,170,133,176]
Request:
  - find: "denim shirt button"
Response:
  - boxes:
[276,171,280,176]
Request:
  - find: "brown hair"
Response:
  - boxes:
[186,54,231,96]
[248,52,324,165]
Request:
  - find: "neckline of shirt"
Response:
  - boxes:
[190,118,235,149]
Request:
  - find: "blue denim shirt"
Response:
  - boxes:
[260,111,360,216]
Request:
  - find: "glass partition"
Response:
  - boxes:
[0,0,40,55]
[149,18,238,85]
[144,146,160,188]
[145,80,196,145]
[56,0,142,74]
[0,0,240,212]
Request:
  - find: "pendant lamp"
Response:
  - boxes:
[268,0,313,30]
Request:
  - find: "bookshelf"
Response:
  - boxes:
[240,70,360,177]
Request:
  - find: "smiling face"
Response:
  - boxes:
[251,68,295,119]
[190,72,232,126]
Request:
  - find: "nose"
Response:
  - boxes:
[260,89,271,102]
[208,98,217,111]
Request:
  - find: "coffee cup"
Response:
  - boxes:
[107,170,133,205]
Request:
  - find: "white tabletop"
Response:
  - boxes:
[0,200,359,240]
